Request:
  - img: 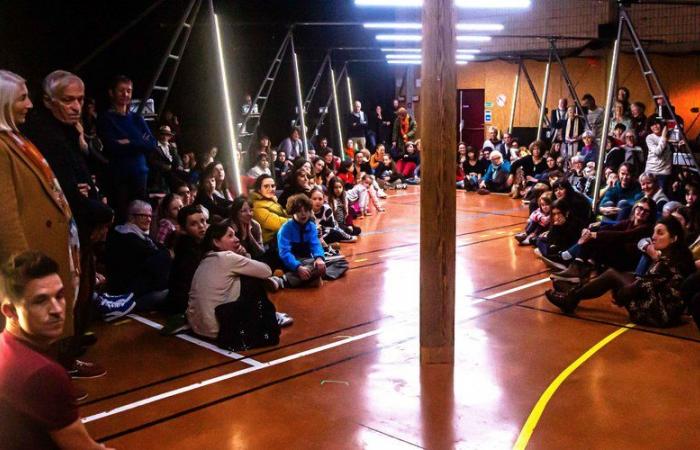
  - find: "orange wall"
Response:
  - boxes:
[410,53,700,141]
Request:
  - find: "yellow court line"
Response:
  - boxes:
[513,323,636,450]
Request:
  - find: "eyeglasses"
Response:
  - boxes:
[635,206,651,214]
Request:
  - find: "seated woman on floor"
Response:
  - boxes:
[462,145,488,191]
[277,194,348,288]
[375,153,406,189]
[195,163,233,220]
[230,196,265,259]
[551,179,593,225]
[187,222,291,350]
[639,172,668,216]
[534,199,586,271]
[277,167,312,210]
[546,216,696,328]
[508,140,548,199]
[154,192,183,249]
[478,150,511,194]
[246,153,272,179]
[551,197,657,284]
[251,174,289,247]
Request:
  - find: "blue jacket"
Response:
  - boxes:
[97,110,157,176]
[277,219,325,271]
[600,181,643,206]
[482,160,511,184]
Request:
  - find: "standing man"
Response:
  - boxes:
[348,100,368,150]
[149,125,184,193]
[97,75,157,222]
[495,132,514,161]
[368,104,391,151]
[581,94,604,141]
[549,98,568,142]
[0,251,112,450]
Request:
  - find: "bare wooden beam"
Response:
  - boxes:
[420,0,456,365]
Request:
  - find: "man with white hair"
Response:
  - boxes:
[478,150,511,194]
[348,100,368,150]
[104,200,171,312]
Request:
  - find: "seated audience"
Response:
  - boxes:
[274,150,292,186]
[395,141,420,178]
[375,153,406,189]
[639,172,668,214]
[327,178,362,237]
[247,153,272,179]
[251,174,289,246]
[187,223,289,349]
[230,197,265,260]
[278,167,312,210]
[155,193,183,248]
[546,216,696,327]
[310,187,357,244]
[462,146,488,191]
[0,251,111,449]
[212,161,233,201]
[579,130,598,164]
[277,194,348,288]
[515,191,553,246]
[599,163,643,222]
[278,126,304,161]
[482,126,500,151]
[478,150,511,194]
[552,179,593,225]
[195,163,232,219]
[105,200,171,311]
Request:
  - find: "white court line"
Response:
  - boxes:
[484,278,550,300]
[82,280,543,425]
[82,327,385,423]
[128,314,264,368]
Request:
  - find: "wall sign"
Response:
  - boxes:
[485,110,492,122]
[496,94,507,107]
[484,101,493,107]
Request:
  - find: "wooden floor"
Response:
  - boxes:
[80,187,700,449]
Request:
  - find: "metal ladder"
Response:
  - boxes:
[312,63,348,140]
[620,6,699,171]
[294,53,331,129]
[520,61,550,128]
[137,0,202,117]
[237,31,293,150]
[549,40,591,131]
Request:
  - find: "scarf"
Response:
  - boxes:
[565,116,580,139]
[400,116,410,142]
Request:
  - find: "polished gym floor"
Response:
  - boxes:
[79,187,700,449]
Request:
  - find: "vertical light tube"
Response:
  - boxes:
[346,74,354,112]
[291,50,310,160]
[508,63,521,134]
[592,20,623,210]
[213,14,242,196]
[330,66,345,159]
[536,53,552,142]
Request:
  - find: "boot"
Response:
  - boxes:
[550,259,592,284]
[545,289,579,314]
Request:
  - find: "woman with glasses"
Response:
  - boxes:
[551,197,658,284]
[547,215,696,328]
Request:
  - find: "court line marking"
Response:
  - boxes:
[82,327,386,423]
[484,278,550,300]
[82,288,512,424]
[512,323,636,450]
[128,314,264,368]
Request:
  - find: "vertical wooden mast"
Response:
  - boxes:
[419,0,457,364]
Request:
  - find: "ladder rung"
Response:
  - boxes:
[653,95,664,99]
[183,23,191,28]
[239,132,254,138]
[266,77,274,81]
[168,54,180,61]
[258,96,267,100]
[153,86,168,91]
[643,71,653,76]
[247,113,261,118]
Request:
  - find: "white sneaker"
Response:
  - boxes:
[276,312,294,327]
[377,189,388,199]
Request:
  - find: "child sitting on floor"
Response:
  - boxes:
[310,187,358,244]
[277,194,349,288]
[346,174,384,218]
[327,177,362,238]
[515,191,553,246]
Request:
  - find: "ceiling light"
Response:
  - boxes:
[456,35,491,42]
[355,0,421,6]
[457,49,481,53]
[387,60,423,65]
[381,48,421,52]
[376,34,422,42]
[456,23,504,31]
[363,22,421,29]
[456,0,530,8]
[457,61,469,65]
[385,54,423,59]
[456,54,475,60]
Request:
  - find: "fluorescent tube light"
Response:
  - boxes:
[376,34,422,42]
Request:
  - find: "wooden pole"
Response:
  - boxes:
[420,0,456,365]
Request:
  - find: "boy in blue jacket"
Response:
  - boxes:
[277,194,327,287]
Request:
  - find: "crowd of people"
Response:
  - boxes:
[0,68,427,447]
[1,65,699,448]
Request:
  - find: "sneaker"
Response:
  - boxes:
[340,236,358,243]
[400,183,408,189]
[520,237,532,246]
[276,312,294,327]
[534,248,567,271]
[264,276,285,292]
[550,259,592,284]
[552,279,579,294]
[160,313,190,336]
[96,293,135,322]
[514,232,528,243]
[477,188,490,195]
[377,189,388,199]
[68,359,107,379]
[544,289,579,314]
